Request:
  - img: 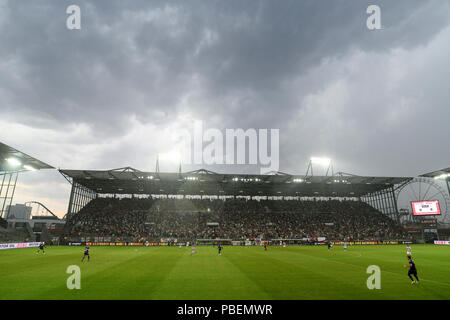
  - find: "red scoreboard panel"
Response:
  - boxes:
[411,200,441,216]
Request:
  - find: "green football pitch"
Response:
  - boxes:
[1,245,449,300]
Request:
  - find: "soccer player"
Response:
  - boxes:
[328,242,332,250]
[264,241,267,251]
[344,241,347,251]
[36,242,45,254]
[190,244,196,256]
[81,246,90,262]
[406,245,412,256]
[404,255,419,284]
[218,244,222,256]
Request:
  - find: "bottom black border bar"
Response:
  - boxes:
[0,300,445,319]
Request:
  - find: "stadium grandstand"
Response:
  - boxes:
[60,167,415,244]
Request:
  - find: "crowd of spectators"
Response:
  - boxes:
[65,197,407,241]
[64,198,150,240]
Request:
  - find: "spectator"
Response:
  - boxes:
[65,198,407,242]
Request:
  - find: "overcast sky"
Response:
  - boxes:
[1,0,449,217]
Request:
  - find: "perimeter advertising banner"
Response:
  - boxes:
[434,240,450,245]
[0,242,41,250]
[85,242,169,246]
[332,241,399,245]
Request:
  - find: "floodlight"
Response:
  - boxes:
[310,157,331,166]
[159,151,181,164]
[435,173,450,180]
[6,158,21,167]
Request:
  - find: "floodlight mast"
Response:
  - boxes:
[305,157,334,177]
[1,158,22,219]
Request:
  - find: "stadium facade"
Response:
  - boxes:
[60,167,412,223]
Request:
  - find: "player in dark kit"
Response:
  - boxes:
[328,242,332,250]
[218,244,222,256]
[404,255,419,284]
[36,242,45,254]
[81,246,90,262]
[264,241,267,251]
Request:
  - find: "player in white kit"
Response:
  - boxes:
[344,241,347,250]
[406,245,412,256]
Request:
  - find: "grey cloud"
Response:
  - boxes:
[2,1,449,131]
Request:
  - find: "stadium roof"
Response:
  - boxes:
[59,167,412,198]
[0,142,54,172]
[420,167,450,179]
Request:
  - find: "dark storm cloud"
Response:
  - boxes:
[2,0,449,133]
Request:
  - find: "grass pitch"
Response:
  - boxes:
[1,244,449,300]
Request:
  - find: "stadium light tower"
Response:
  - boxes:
[305,157,334,177]
[421,167,450,199]
[435,173,450,197]
[0,142,53,219]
